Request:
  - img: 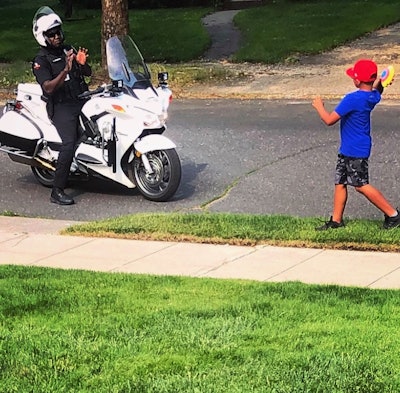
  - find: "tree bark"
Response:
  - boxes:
[101,0,130,68]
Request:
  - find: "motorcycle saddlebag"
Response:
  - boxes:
[0,110,43,154]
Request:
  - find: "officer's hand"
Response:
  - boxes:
[76,47,89,66]
[64,49,75,72]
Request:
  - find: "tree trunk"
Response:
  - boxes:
[101,0,130,68]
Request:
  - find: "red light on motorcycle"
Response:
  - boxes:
[111,104,125,113]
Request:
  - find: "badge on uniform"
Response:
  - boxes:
[33,62,41,70]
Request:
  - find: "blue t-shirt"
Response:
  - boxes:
[334,89,381,158]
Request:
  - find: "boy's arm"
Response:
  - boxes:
[312,96,341,126]
[373,79,384,94]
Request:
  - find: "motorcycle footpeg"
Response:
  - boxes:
[68,172,89,182]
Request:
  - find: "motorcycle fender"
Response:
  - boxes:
[134,134,176,154]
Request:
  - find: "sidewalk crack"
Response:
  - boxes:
[367,264,400,288]
[262,247,326,281]
[199,246,258,276]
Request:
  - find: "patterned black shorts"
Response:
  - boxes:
[334,154,369,187]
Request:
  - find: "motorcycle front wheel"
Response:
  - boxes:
[133,149,181,202]
[31,166,55,188]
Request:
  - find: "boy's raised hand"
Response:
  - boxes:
[312,96,324,111]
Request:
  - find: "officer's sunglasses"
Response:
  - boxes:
[45,29,62,38]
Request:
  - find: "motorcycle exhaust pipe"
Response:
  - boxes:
[4,148,55,171]
[34,157,56,170]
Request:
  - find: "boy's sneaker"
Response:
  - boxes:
[316,216,345,231]
[383,210,400,229]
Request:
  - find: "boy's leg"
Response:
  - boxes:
[331,154,348,224]
[355,184,397,216]
[315,156,347,230]
[332,184,347,223]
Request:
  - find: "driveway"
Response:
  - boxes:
[192,12,400,100]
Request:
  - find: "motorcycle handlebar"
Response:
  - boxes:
[78,85,106,99]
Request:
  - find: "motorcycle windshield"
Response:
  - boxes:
[106,35,151,88]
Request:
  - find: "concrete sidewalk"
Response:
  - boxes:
[1,216,400,290]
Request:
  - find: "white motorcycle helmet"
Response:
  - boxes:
[32,6,64,47]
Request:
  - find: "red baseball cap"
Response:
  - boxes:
[346,59,377,82]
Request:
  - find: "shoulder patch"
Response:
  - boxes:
[33,62,41,70]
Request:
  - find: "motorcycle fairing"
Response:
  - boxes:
[74,142,134,188]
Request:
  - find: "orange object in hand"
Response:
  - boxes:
[76,47,88,65]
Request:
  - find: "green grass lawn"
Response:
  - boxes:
[0,1,210,63]
[1,0,400,87]
[64,212,400,252]
[233,0,400,63]
[1,265,400,392]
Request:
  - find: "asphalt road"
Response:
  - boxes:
[1,99,399,222]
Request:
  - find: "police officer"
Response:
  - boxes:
[32,6,91,205]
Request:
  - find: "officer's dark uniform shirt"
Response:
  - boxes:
[31,44,91,190]
[32,44,90,105]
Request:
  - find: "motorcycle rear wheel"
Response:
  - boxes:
[133,149,181,202]
[31,166,55,188]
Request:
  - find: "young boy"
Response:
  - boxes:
[312,59,400,230]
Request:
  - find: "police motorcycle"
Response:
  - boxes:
[0,35,181,202]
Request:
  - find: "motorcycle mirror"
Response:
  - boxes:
[158,72,168,86]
